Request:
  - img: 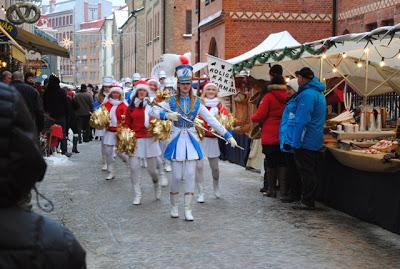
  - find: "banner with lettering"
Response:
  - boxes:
[207,54,236,97]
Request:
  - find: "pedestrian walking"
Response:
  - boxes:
[65,87,80,153]
[0,83,86,268]
[1,70,12,84]
[125,80,164,205]
[24,72,35,87]
[102,86,127,180]
[74,84,94,143]
[152,58,238,221]
[281,67,326,210]
[251,67,288,198]
[42,74,71,156]
[11,71,44,135]
[195,82,232,202]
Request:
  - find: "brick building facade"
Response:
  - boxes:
[143,0,192,76]
[336,0,400,34]
[192,0,333,62]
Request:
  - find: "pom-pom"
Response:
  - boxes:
[179,55,190,65]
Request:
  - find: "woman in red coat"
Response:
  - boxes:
[103,86,127,180]
[125,80,163,205]
[251,75,288,197]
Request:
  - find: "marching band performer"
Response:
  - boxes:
[98,76,114,171]
[151,59,238,221]
[125,80,163,205]
[158,70,167,90]
[196,82,231,203]
[102,85,127,180]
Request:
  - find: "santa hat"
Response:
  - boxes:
[203,82,218,92]
[135,80,150,93]
[110,85,123,95]
[147,77,160,87]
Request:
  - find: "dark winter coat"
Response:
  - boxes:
[0,82,87,269]
[74,92,93,116]
[251,84,288,145]
[10,81,44,133]
[42,77,68,120]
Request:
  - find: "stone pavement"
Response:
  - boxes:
[37,140,400,269]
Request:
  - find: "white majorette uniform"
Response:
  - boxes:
[196,83,231,203]
[152,60,238,221]
[125,80,163,205]
[102,86,127,180]
[99,76,114,171]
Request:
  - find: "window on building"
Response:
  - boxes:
[366,22,378,31]
[205,0,210,5]
[186,10,192,34]
[382,19,394,26]
[63,16,65,26]
[70,15,73,25]
[208,37,218,57]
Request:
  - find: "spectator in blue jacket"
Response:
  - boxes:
[281,67,326,209]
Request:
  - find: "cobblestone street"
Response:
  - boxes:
[38,141,400,269]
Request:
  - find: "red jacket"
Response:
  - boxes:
[125,106,151,138]
[104,101,127,132]
[251,85,288,145]
[202,102,230,138]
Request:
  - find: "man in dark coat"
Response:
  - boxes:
[0,82,86,268]
[74,84,94,142]
[10,71,44,134]
[42,74,71,156]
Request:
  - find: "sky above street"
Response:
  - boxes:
[42,0,126,6]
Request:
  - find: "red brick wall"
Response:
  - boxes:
[222,0,333,59]
[337,0,400,34]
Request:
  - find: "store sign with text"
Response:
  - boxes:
[0,19,18,41]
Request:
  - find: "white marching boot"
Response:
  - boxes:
[184,194,194,221]
[164,160,172,172]
[106,163,115,180]
[154,180,161,200]
[101,156,108,171]
[170,193,179,218]
[133,183,142,205]
[213,180,221,199]
[197,182,205,203]
[159,171,168,187]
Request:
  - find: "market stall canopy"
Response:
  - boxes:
[227,31,301,65]
[232,24,400,97]
[193,62,208,73]
[15,27,69,58]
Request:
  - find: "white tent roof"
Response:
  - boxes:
[237,25,400,97]
[227,31,301,65]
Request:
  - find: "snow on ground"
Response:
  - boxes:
[45,153,73,166]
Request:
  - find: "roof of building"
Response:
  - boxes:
[76,28,100,33]
[80,18,105,29]
[114,6,129,29]
[199,10,222,28]
[43,0,75,15]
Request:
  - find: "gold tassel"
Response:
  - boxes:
[149,119,172,141]
[195,117,205,140]
[116,115,137,155]
[89,106,110,129]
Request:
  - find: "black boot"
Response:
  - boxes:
[260,170,268,193]
[278,167,289,199]
[72,135,80,153]
[264,168,277,198]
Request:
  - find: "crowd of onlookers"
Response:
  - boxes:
[251,65,326,210]
[0,70,103,157]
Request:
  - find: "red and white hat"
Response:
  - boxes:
[135,80,150,92]
[110,85,123,95]
[203,82,218,92]
[147,77,160,87]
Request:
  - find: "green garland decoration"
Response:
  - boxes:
[233,42,335,74]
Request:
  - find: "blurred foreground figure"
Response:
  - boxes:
[0,82,86,268]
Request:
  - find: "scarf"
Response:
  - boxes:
[204,97,220,117]
[109,98,122,127]
[134,97,146,108]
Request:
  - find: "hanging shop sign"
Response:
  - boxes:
[6,3,41,25]
[0,19,18,41]
[207,54,236,97]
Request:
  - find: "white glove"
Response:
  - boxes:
[166,112,179,121]
[227,137,238,148]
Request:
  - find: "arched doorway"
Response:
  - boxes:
[208,37,218,57]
